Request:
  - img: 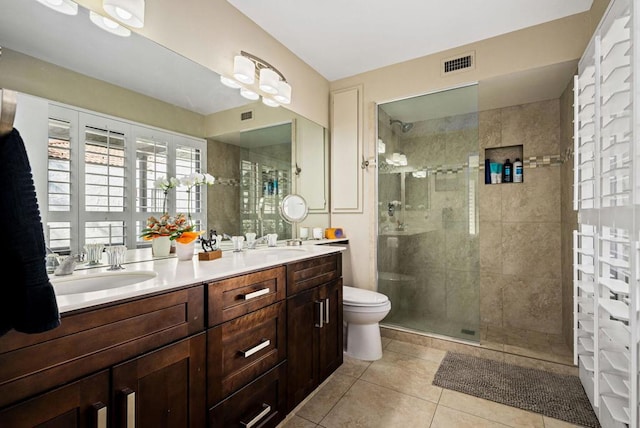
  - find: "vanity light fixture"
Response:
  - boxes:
[220,51,292,107]
[89,10,131,37]
[35,0,79,15]
[103,0,145,28]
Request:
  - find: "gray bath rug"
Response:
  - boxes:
[432,352,600,428]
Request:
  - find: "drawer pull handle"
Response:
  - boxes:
[241,403,271,428]
[324,297,330,324]
[243,288,270,300]
[122,388,135,428]
[315,300,324,328]
[93,402,107,428]
[241,339,271,358]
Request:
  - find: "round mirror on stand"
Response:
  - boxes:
[279,194,308,246]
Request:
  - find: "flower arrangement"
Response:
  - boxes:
[140,173,215,245]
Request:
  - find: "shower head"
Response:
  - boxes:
[390,119,413,133]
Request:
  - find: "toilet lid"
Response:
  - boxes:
[343,286,389,306]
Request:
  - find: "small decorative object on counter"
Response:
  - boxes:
[199,229,222,261]
[325,228,345,239]
[312,227,324,239]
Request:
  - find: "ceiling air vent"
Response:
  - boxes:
[441,51,475,76]
[240,110,253,121]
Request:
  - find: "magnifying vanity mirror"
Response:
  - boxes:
[279,194,308,246]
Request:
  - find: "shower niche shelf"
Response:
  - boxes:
[484,144,523,184]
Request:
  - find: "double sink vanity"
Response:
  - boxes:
[0,241,347,427]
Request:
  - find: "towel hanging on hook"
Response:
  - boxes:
[0,88,18,137]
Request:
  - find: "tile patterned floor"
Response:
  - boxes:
[278,337,584,428]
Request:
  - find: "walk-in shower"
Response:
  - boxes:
[377,84,480,343]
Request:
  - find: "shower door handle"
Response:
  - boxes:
[315,300,324,328]
[324,298,330,324]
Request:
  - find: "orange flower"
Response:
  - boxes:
[175,230,203,244]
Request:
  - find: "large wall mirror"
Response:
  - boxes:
[0,0,329,254]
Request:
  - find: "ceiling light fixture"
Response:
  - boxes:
[103,0,145,28]
[35,0,78,15]
[89,10,131,37]
[220,51,292,107]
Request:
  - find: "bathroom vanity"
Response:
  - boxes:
[0,244,345,427]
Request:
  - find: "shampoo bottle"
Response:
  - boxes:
[513,158,523,183]
[503,159,513,183]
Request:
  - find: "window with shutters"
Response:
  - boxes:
[42,104,207,254]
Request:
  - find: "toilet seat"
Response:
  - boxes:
[343,285,389,307]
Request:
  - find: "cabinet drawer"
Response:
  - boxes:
[287,253,341,296]
[207,301,286,406]
[208,266,286,326]
[209,362,287,428]
[0,285,204,408]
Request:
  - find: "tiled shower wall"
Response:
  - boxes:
[479,99,563,335]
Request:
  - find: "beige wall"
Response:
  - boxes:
[330,1,609,293]
[0,49,205,136]
[75,0,330,128]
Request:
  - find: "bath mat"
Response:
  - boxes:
[432,352,600,428]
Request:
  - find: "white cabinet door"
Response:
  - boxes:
[330,85,363,213]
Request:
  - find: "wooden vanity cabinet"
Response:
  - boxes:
[206,266,288,426]
[286,254,343,411]
[0,285,205,427]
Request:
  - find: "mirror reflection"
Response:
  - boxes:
[0,0,329,255]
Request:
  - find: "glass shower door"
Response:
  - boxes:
[377,84,480,342]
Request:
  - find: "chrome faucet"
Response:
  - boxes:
[247,235,268,249]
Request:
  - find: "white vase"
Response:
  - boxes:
[176,240,195,261]
[152,235,171,257]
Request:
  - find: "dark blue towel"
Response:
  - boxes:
[0,128,60,336]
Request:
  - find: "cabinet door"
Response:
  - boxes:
[286,287,320,411]
[0,370,109,428]
[330,85,363,213]
[318,279,343,382]
[112,333,206,428]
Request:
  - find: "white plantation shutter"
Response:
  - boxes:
[574,0,639,426]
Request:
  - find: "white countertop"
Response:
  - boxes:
[50,240,347,314]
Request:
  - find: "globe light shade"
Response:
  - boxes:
[103,0,145,28]
[273,80,292,104]
[36,0,78,15]
[240,87,259,101]
[220,76,242,89]
[234,55,255,84]
[259,68,279,94]
[262,97,280,108]
[89,11,131,37]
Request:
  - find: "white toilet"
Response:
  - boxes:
[343,285,391,361]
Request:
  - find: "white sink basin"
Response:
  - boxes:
[51,270,158,296]
[250,247,310,257]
